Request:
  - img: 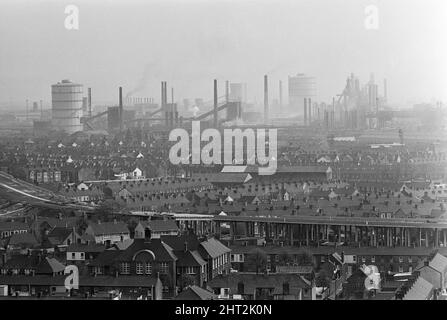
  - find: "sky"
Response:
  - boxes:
[0,0,446,109]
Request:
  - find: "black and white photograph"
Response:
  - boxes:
[0,0,446,309]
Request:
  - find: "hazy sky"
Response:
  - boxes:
[0,0,446,109]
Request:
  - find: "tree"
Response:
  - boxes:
[247,248,268,274]
[93,199,122,221]
[278,251,294,266]
[315,270,330,288]
[296,249,314,266]
[179,274,196,290]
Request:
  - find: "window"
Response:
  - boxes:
[185,267,195,274]
[120,262,130,274]
[399,257,403,263]
[362,256,366,263]
[321,256,325,263]
[94,267,103,275]
[283,283,290,295]
[408,257,412,263]
[160,262,169,274]
[145,263,152,275]
[71,253,75,259]
[371,256,375,263]
[136,262,143,274]
[399,266,403,273]
[353,255,357,262]
[237,282,244,294]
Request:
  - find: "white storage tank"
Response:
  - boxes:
[0,285,8,296]
[51,79,84,134]
[288,73,316,115]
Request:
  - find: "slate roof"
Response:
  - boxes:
[47,227,74,243]
[89,250,122,267]
[402,276,433,300]
[7,233,39,247]
[88,221,129,236]
[2,255,65,274]
[116,239,177,262]
[230,245,439,257]
[0,221,29,232]
[0,275,159,287]
[208,273,312,295]
[200,238,231,259]
[160,234,202,252]
[67,243,106,253]
[140,219,179,233]
[210,173,253,184]
[174,285,217,300]
[175,250,207,267]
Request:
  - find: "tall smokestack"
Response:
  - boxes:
[214,79,218,127]
[308,98,312,124]
[304,98,307,125]
[332,97,335,128]
[225,80,229,104]
[88,88,92,117]
[119,87,123,130]
[384,79,388,103]
[264,75,269,124]
[279,80,283,112]
[163,82,169,126]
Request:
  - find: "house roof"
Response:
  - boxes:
[160,234,201,252]
[89,250,122,267]
[200,238,231,259]
[208,273,312,295]
[7,233,39,247]
[0,222,29,232]
[174,285,217,300]
[2,255,65,274]
[67,243,106,253]
[402,276,433,300]
[230,245,439,257]
[210,173,252,184]
[0,275,159,288]
[140,219,179,233]
[116,239,177,262]
[88,221,129,236]
[47,227,74,243]
[175,250,207,267]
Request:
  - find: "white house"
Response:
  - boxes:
[84,221,130,245]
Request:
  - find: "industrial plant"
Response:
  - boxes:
[0,0,446,307]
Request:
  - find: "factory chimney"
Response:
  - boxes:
[264,75,269,124]
[214,79,218,127]
[332,97,336,129]
[384,78,388,103]
[304,97,307,125]
[279,80,283,112]
[308,98,312,124]
[225,80,229,104]
[88,88,92,117]
[119,87,123,130]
